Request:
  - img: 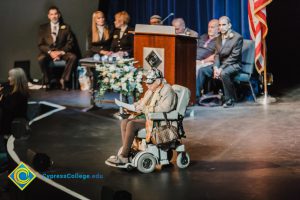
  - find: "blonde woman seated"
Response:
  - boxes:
[86,11,112,57]
[107,68,176,165]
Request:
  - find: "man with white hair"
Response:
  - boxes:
[172,18,198,37]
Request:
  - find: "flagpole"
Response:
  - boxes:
[257,40,276,104]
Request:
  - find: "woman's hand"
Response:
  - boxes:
[135,104,143,113]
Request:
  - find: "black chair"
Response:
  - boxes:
[42,60,78,89]
[234,39,256,102]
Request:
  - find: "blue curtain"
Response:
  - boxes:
[102,0,250,39]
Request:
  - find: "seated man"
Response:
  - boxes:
[196,19,219,99]
[213,16,243,108]
[38,6,77,90]
[107,68,176,164]
[172,18,198,37]
[150,15,162,25]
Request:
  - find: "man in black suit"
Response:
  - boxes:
[213,16,243,108]
[38,6,77,90]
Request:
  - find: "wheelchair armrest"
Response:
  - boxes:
[147,111,179,120]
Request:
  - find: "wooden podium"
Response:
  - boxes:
[133,25,197,104]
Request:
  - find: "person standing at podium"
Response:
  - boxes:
[172,18,198,37]
[110,11,134,58]
[86,11,113,57]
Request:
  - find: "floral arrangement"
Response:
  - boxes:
[95,58,144,99]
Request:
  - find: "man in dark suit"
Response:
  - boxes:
[38,6,77,90]
[213,16,243,107]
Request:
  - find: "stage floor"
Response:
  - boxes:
[1,86,300,200]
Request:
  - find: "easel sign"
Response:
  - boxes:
[143,47,165,75]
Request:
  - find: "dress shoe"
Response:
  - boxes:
[223,99,235,108]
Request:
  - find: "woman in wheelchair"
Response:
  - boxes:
[106,68,177,165]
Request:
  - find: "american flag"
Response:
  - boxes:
[248,0,272,74]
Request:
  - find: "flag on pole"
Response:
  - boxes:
[248,0,272,74]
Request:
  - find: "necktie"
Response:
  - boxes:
[52,25,57,43]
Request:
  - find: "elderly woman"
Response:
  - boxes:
[110,11,134,58]
[107,68,177,164]
[86,11,112,57]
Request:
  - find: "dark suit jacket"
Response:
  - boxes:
[110,26,134,57]
[196,34,217,60]
[38,22,75,54]
[85,25,113,57]
[214,30,243,69]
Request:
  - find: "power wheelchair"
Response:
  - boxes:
[105,84,191,173]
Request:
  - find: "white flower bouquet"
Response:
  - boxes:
[95,59,144,99]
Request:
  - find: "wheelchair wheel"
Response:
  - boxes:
[137,153,156,173]
[176,152,190,168]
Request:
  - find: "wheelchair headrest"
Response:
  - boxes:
[171,84,191,116]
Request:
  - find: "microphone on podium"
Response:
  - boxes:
[160,13,174,24]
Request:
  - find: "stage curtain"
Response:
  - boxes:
[100,0,250,39]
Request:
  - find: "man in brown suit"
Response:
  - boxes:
[38,6,77,90]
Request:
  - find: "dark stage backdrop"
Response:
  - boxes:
[267,0,300,90]
[99,0,250,39]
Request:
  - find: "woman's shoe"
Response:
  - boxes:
[106,155,130,165]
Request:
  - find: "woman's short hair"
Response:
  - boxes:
[114,11,130,25]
